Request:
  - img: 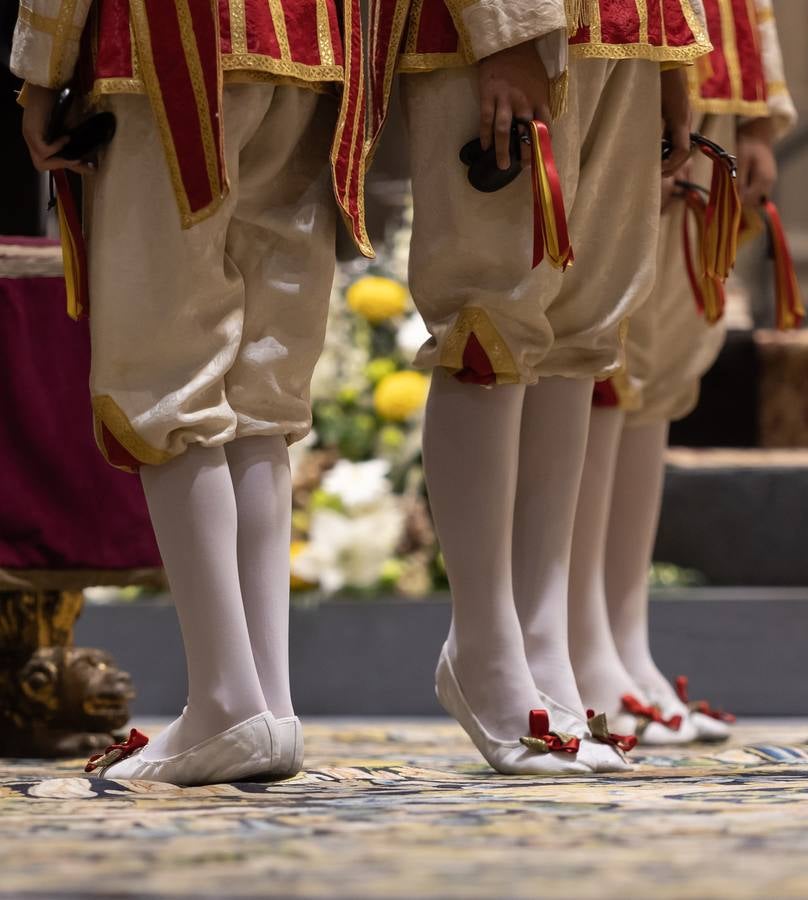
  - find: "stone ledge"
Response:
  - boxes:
[75,591,808,718]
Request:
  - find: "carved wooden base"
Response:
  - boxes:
[0,591,133,759]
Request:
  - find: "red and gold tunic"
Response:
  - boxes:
[689,0,768,116]
[366,0,712,163]
[85,0,345,98]
[13,0,371,258]
[398,0,712,72]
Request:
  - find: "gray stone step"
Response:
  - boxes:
[656,448,808,585]
[76,590,808,718]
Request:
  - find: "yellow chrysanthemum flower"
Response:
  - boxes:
[290,541,316,591]
[347,276,408,324]
[374,371,430,421]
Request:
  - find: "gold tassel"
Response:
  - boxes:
[549,69,569,121]
[565,0,593,36]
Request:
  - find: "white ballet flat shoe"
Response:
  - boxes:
[435,646,591,775]
[672,676,734,743]
[691,711,732,742]
[85,712,304,786]
[621,692,699,746]
[608,710,682,747]
[580,712,635,774]
[521,695,634,774]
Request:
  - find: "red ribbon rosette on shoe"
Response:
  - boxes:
[586,709,638,753]
[675,676,736,724]
[621,694,682,737]
[528,121,574,272]
[519,709,580,754]
[85,728,149,774]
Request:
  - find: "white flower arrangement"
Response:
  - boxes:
[321,459,393,512]
[291,498,406,594]
[290,195,444,598]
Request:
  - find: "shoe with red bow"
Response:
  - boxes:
[84,712,304,786]
[675,676,734,742]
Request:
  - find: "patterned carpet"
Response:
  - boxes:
[2,718,808,899]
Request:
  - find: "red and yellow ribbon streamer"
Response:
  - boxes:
[529,121,573,272]
[682,184,727,324]
[53,171,89,321]
[762,200,805,331]
[699,142,742,283]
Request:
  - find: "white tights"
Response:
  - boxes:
[138,436,293,758]
[568,408,651,715]
[423,370,592,739]
[604,420,681,708]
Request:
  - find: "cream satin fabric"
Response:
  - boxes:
[754,0,798,138]
[402,58,661,384]
[624,115,734,426]
[87,84,337,467]
[11,0,94,88]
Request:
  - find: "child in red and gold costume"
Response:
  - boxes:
[13,0,371,785]
[568,0,797,745]
[369,0,711,775]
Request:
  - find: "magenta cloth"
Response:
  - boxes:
[0,263,162,571]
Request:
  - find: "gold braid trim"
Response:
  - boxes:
[569,41,711,62]
[92,395,174,471]
[398,52,465,73]
[441,0,476,62]
[439,308,521,385]
[315,0,336,66]
[691,96,769,117]
[550,69,569,120]
[128,0,226,229]
[48,0,85,86]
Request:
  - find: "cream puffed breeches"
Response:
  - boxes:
[402,58,662,385]
[624,114,735,425]
[87,84,337,470]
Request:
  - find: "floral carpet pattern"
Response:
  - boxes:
[2,719,808,899]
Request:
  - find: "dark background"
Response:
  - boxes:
[1,0,40,235]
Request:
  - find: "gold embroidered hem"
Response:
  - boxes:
[690,96,768,116]
[439,308,521,385]
[398,37,712,76]
[87,86,338,472]
[92,395,174,472]
[569,41,710,63]
[90,68,339,104]
[595,367,644,412]
[398,52,465,73]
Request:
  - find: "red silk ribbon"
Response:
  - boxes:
[761,201,806,331]
[698,141,742,283]
[621,694,683,732]
[586,710,638,753]
[529,121,573,272]
[681,184,727,324]
[52,171,90,321]
[528,709,581,754]
[85,728,149,773]
[675,676,737,724]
